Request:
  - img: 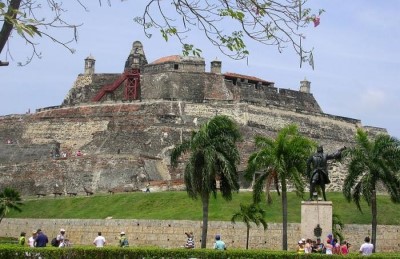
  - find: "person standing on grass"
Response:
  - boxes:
[93,232,106,247]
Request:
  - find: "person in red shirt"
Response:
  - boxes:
[341,240,350,255]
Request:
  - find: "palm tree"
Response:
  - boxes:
[0,187,23,223]
[231,203,268,249]
[245,124,315,250]
[343,129,400,253]
[171,115,242,248]
[332,213,345,243]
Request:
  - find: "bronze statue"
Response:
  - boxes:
[307,146,346,201]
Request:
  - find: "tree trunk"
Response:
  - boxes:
[281,178,288,250]
[371,189,377,253]
[201,192,210,248]
[0,0,22,54]
[246,226,250,250]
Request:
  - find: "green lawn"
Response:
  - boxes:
[6,191,400,225]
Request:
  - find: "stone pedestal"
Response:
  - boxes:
[301,201,332,241]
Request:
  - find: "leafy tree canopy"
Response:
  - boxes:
[1,0,323,67]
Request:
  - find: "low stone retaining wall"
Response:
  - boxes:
[1,219,399,252]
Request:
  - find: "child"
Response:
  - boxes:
[18,232,26,246]
[184,232,194,249]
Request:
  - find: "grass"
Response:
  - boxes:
[6,191,400,225]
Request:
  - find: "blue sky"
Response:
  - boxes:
[1,1,399,138]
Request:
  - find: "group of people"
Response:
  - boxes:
[297,234,374,256]
[18,228,373,255]
[91,231,129,248]
[18,228,66,248]
[184,232,226,250]
[297,235,350,255]
[18,229,130,248]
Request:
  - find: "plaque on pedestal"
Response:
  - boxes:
[301,201,332,241]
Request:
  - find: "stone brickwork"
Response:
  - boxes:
[0,99,385,195]
[0,218,398,252]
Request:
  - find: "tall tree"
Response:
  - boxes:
[245,124,315,250]
[0,187,23,223]
[343,129,400,253]
[171,115,242,248]
[231,203,268,250]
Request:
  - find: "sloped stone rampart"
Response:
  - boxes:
[0,101,384,195]
[0,218,398,252]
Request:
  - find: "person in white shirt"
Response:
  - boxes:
[359,236,374,256]
[93,232,106,247]
[57,228,66,247]
[28,231,37,247]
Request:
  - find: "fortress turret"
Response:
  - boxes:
[84,54,95,75]
[211,59,222,74]
[124,41,148,70]
[300,78,311,93]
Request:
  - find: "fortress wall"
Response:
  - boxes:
[0,154,152,196]
[0,101,384,196]
[141,72,230,101]
[0,218,398,252]
[222,80,322,113]
[63,74,120,105]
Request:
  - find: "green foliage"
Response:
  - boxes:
[343,129,400,210]
[2,6,41,38]
[182,44,202,57]
[219,8,245,21]
[218,31,249,56]
[343,129,400,252]
[0,187,23,223]
[332,213,345,242]
[246,124,316,250]
[171,115,242,201]
[246,124,316,204]
[231,203,267,230]
[160,27,177,41]
[0,245,366,259]
[170,115,242,248]
[135,1,323,64]
[232,203,268,249]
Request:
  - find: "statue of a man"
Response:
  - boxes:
[307,146,346,201]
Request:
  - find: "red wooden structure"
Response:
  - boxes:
[92,69,140,102]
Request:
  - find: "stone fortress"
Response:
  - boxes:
[0,41,387,196]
